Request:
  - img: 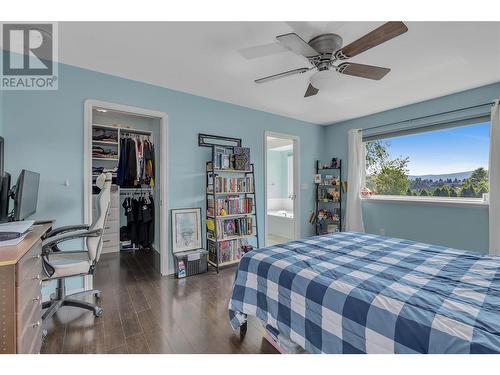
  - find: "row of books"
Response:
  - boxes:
[208,176,254,194]
[208,239,244,264]
[213,146,250,171]
[207,197,254,216]
[207,217,253,239]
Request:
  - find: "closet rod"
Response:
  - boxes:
[358,100,497,134]
[121,130,152,136]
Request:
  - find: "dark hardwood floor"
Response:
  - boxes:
[41,250,278,354]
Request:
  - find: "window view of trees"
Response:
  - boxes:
[365,139,489,198]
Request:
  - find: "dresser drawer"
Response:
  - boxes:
[108,207,119,221]
[16,273,42,330]
[17,298,42,354]
[103,219,119,235]
[28,327,43,354]
[93,207,119,222]
[16,240,42,285]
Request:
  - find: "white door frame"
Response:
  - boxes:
[83,99,170,277]
[263,131,300,247]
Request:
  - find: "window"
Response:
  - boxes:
[364,120,490,199]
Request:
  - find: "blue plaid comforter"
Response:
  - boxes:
[228,232,500,353]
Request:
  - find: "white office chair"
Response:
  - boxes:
[41,173,112,322]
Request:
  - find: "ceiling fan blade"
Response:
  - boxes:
[255,67,310,84]
[238,43,288,59]
[304,83,319,97]
[337,62,390,80]
[276,33,319,58]
[335,21,408,60]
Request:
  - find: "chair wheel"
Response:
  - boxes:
[42,329,48,343]
[240,322,248,338]
[94,307,103,317]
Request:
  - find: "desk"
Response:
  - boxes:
[0,223,52,354]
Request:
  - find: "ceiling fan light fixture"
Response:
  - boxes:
[310,70,337,91]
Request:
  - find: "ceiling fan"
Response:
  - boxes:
[254,22,408,97]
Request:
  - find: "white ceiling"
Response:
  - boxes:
[267,136,293,151]
[57,22,500,125]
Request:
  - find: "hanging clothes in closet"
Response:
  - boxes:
[120,193,155,249]
[117,134,155,188]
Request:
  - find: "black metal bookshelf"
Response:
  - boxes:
[315,159,342,235]
[205,153,259,273]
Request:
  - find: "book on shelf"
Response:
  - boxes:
[233,146,250,171]
[208,238,247,264]
[207,196,254,216]
[213,146,233,170]
[209,176,254,194]
[206,216,253,239]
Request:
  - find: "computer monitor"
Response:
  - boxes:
[0,137,10,223]
[12,169,40,221]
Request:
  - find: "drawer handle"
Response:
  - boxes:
[32,321,41,329]
[33,296,41,303]
[103,240,110,243]
[33,254,41,260]
[33,275,41,281]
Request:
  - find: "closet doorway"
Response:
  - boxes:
[264,132,300,246]
[83,100,169,278]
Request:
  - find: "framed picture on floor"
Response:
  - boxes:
[171,208,202,253]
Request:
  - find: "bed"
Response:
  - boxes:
[228,232,500,354]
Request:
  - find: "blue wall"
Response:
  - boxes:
[324,82,500,253]
[1,63,324,275]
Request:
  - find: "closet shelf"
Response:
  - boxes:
[92,140,118,145]
[93,157,119,161]
[92,123,119,130]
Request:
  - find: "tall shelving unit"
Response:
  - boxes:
[315,159,343,235]
[205,154,259,273]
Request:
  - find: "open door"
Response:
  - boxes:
[265,132,300,246]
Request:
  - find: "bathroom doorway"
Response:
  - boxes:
[264,132,300,246]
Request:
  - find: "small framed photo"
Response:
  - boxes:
[314,174,322,184]
[171,208,202,253]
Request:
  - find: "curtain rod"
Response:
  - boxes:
[358,100,497,133]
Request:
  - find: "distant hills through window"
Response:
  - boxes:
[365,121,489,198]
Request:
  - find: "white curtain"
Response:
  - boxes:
[345,129,365,232]
[489,99,500,255]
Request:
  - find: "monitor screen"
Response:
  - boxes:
[14,169,40,221]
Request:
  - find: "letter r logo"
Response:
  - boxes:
[2,24,53,76]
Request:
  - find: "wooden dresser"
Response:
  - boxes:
[0,223,52,354]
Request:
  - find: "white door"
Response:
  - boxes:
[264,132,300,246]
